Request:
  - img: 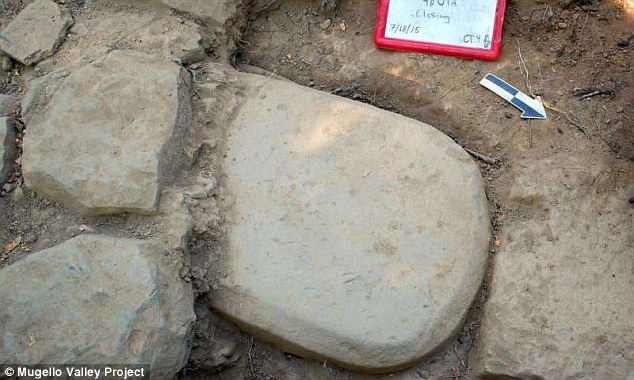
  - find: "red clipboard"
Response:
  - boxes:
[374,0,506,61]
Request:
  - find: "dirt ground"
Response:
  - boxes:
[216,1,632,379]
[240,0,633,161]
[1,0,632,379]
[208,0,632,378]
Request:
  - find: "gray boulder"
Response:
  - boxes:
[0,0,73,65]
[0,235,195,379]
[22,50,192,215]
[212,73,491,373]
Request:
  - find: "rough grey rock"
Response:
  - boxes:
[213,73,491,373]
[0,235,195,379]
[22,50,192,215]
[0,0,73,65]
[0,94,17,116]
[156,0,242,60]
[0,117,16,183]
[58,7,206,66]
[475,158,634,380]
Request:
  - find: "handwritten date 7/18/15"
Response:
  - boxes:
[389,24,422,35]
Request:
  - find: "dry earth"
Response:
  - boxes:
[224,1,633,378]
[0,0,632,379]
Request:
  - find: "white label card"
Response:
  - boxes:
[384,0,498,50]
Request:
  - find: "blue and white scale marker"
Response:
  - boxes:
[479,73,547,119]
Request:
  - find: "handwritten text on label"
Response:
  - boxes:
[384,0,499,50]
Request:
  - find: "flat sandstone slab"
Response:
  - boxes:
[22,50,191,215]
[214,74,491,372]
[0,0,73,65]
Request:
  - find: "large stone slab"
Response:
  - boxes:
[213,74,491,373]
[22,50,192,215]
[475,158,634,379]
[0,0,73,65]
[0,235,195,379]
[0,117,17,183]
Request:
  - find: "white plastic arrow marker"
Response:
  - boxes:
[479,73,547,119]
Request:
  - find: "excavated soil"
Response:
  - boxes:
[207,0,633,379]
[1,0,632,379]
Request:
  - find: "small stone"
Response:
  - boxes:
[557,22,568,29]
[185,187,208,200]
[0,54,12,73]
[12,186,25,203]
[2,183,15,193]
[0,0,74,65]
[0,117,17,184]
[204,177,217,195]
[321,19,332,30]
[78,224,95,233]
[24,233,38,244]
